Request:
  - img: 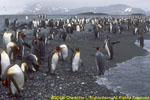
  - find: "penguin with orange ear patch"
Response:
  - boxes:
[1,64,25,97]
[94,47,106,76]
[37,36,45,64]
[71,48,83,72]
[3,30,13,49]
[0,49,10,81]
[23,54,40,72]
[47,47,62,75]
[6,42,20,61]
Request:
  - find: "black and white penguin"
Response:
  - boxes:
[76,24,81,32]
[70,48,82,72]
[138,32,144,48]
[103,36,113,60]
[16,33,31,59]
[37,36,46,64]
[1,64,25,97]
[103,36,120,60]
[47,47,62,75]
[0,49,10,80]
[59,44,68,60]
[23,54,40,72]
[3,31,13,49]
[6,42,20,61]
[94,47,105,76]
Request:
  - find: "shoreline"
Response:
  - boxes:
[0,28,150,99]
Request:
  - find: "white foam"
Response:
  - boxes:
[97,40,150,96]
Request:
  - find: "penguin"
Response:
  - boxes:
[47,47,62,75]
[23,54,40,72]
[20,62,34,80]
[94,47,106,76]
[0,49,10,81]
[1,64,25,97]
[12,32,30,60]
[59,44,68,60]
[31,39,39,57]
[3,31,13,49]
[138,32,144,48]
[37,36,46,64]
[6,42,20,61]
[76,24,81,32]
[71,48,82,72]
[103,36,120,60]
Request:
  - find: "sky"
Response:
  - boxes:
[0,0,150,14]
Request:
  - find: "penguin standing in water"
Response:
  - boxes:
[103,36,120,60]
[47,47,62,75]
[1,64,25,97]
[59,44,68,61]
[70,48,83,72]
[94,47,105,76]
[0,49,10,80]
[138,32,144,48]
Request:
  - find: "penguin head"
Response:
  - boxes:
[22,33,26,39]
[33,39,37,45]
[38,36,42,41]
[106,36,110,40]
[11,43,20,51]
[93,47,101,51]
[96,47,101,51]
[75,48,80,52]
[56,46,62,51]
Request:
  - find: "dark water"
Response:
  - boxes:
[97,40,150,96]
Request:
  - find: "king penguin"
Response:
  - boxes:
[3,31,13,49]
[103,36,120,60]
[71,48,82,72]
[6,42,20,61]
[23,54,40,72]
[47,47,62,75]
[0,49,10,81]
[59,44,68,60]
[103,36,113,60]
[1,64,25,97]
[94,47,105,76]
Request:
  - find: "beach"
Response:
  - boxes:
[0,17,150,100]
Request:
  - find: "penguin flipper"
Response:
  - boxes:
[111,41,120,45]
[8,75,20,94]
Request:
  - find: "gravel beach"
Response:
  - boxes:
[0,19,150,100]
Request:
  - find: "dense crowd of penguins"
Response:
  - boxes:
[0,15,148,97]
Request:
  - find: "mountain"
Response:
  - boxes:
[21,4,147,15]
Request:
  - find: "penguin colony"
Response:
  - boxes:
[0,15,147,97]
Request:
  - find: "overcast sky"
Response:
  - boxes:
[0,0,150,14]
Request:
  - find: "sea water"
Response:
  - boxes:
[96,40,150,96]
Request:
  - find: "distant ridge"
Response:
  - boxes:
[8,4,148,15]
[78,12,108,15]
